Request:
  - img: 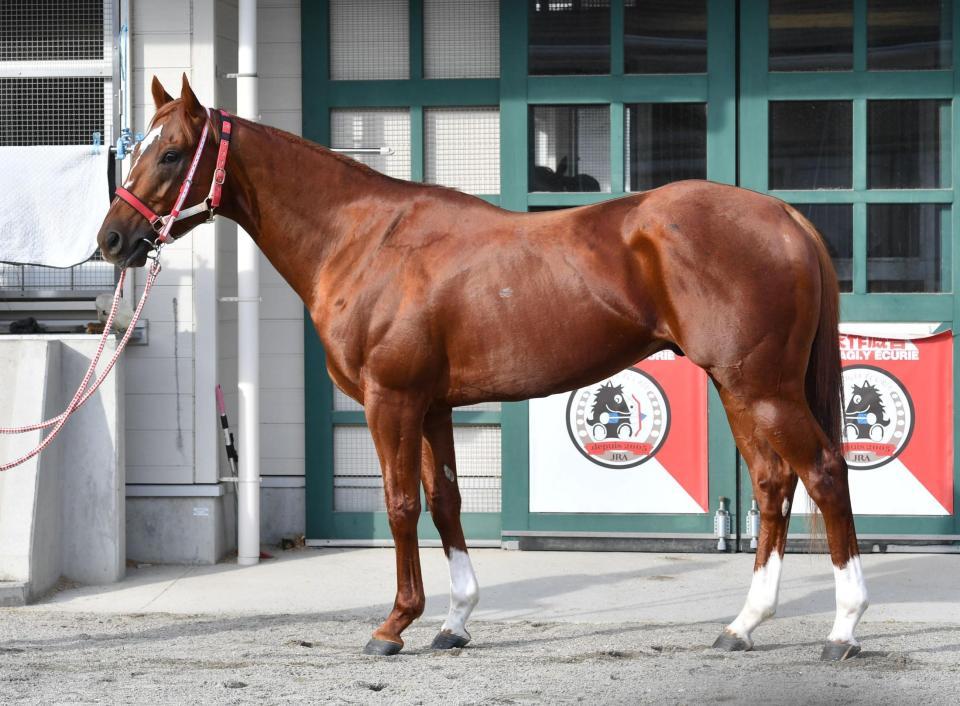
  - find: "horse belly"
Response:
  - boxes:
[445,289,660,405]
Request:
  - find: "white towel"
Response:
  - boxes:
[0,145,110,268]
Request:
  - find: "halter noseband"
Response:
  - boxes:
[114,107,233,245]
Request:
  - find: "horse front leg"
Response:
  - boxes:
[361,386,430,656]
[421,407,479,650]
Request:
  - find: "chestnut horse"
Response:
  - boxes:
[98,76,868,661]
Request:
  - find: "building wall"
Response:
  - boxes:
[125,0,315,552]
[127,0,201,486]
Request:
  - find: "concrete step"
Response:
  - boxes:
[0,581,29,607]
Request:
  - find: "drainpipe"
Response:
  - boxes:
[236,0,260,567]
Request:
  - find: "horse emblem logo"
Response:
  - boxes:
[565,368,670,468]
[841,365,914,470]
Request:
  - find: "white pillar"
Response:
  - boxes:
[236,0,260,567]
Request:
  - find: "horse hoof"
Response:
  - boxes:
[712,630,752,652]
[431,630,470,650]
[362,638,403,656]
[821,641,861,661]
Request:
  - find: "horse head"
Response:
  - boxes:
[97,74,224,268]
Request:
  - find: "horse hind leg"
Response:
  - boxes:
[737,393,868,660]
[713,389,798,652]
[421,407,480,649]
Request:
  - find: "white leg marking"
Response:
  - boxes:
[827,556,869,645]
[726,553,783,646]
[441,548,479,640]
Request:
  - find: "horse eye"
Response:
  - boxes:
[160,150,180,164]
[853,395,861,403]
[614,394,622,403]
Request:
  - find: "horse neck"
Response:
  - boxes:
[216,117,400,308]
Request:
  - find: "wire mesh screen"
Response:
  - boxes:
[330,108,412,180]
[0,77,109,146]
[333,425,502,513]
[0,1,115,299]
[424,107,501,194]
[0,0,108,62]
[334,387,364,411]
[329,0,409,80]
[424,0,500,79]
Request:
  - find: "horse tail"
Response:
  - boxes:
[785,205,844,544]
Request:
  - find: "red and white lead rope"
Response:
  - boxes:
[0,257,162,472]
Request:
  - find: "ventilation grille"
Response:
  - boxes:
[329,0,410,80]
[0,252,115,293]
[424,0,500,78]
[0,0,108,62]
[425,107,500,194]
[330,108,412,180]
[0,77,108,147]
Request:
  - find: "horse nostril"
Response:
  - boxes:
[106,231,123,254]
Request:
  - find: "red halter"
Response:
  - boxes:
[114,108,233,244]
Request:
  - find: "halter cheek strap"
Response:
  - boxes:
[114,108,233,245]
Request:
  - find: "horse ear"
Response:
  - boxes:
[179,72,205,120]
[151,76,173,111]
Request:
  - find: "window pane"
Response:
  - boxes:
[424,0,500,78]
[868,100,950,189]
[330,109,412,180]
[769,101,852,189]
[529,0,610,75]
[868,204,946,292]
[425,107,501,194]
[625,103,706,191]
[624,0,706,74]
[769,0,853,72]
[329,0,409,80]
[531,105,610,192]
[867,0,953,70]
[792,204,853,292]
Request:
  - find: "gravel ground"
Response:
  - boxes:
[1,610,958,704]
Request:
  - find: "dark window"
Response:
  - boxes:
[529,0,610,75]
[792,204,854,292]
[867,0,953,70]
[530,105,610,192]
[769,0,853,72]
[626,103,706,191]
[624,0,706,74]
[868,100,950,189]
[769,101,852,190]
[867,204,946,292]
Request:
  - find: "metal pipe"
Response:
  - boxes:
[119,0,135,304]
[236,0,260,567]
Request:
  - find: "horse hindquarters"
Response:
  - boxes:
[710,219,866,660]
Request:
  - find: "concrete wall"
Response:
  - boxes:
[0,337,124,603]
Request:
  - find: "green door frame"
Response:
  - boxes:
[499,0,740,542]
[738,0,960,538]
[302,0,504,541]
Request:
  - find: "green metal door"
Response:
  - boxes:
[737,0,960,541]
[303,1,826,545]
